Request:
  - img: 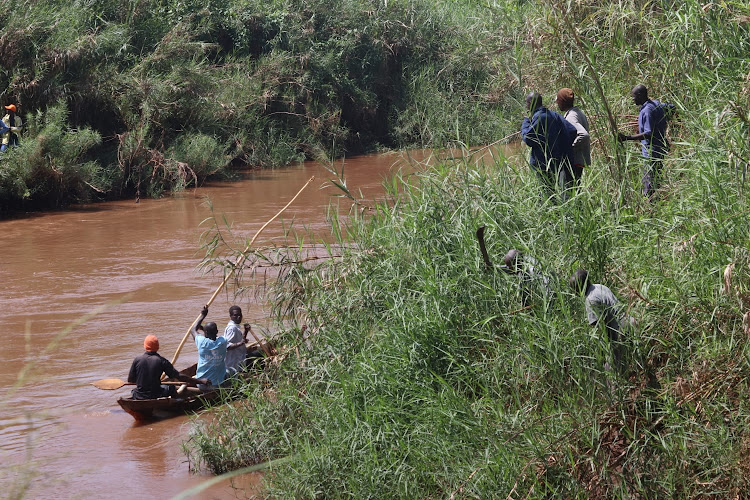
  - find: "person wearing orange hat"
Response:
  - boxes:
[127,334,211,400]
[1,104,22,152]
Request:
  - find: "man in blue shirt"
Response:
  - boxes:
[618,84,671,198]
[521,92,578,200]
[191,305,229,389]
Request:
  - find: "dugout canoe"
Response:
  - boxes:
[116,363,222,421]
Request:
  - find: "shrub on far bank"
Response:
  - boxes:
[0,0,514,216]
[0,103,104,212]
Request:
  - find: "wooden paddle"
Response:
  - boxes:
[92,379,188,390]
[168,176,316,368]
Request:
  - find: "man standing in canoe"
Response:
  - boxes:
[223,305,251,374]
[128,335,210,400]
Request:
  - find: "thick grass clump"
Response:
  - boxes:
[184,0,750,497]
[0,102,105,212]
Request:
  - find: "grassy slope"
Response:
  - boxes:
[187,0,749,497]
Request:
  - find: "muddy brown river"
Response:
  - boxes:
[0,147,515,499]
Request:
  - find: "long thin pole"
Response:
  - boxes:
[169,176,316,367]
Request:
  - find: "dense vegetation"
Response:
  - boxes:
[0,0,511,213]
[183,0,750,498]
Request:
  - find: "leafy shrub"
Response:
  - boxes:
[0,102,103,211]
[167,133,228,181]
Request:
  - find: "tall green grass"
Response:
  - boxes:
[187,147,749,496]
[184,1,750,497]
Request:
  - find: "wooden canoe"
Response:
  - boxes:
[117,363,223,421]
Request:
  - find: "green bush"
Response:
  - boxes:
[1,0,515,215]
[167,133,228,181]
[0,102,104,210]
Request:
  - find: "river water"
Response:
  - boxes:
[0,147,514,499]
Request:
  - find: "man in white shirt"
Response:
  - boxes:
[570,269,628,373]
[556,88,591,186]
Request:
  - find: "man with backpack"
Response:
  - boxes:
[618,85,674,198]
[521,92,578,200]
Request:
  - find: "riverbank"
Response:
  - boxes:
[184,1,750,497]
[191,152,750,497]
[0,0,513,216]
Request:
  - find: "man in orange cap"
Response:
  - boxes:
[1,104,22,152]
[127,334,211,400]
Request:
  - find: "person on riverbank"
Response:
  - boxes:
[618,85,674,198]
[556,88,591,186]
[2,104,22,152]
[569,269,631,374]
[503,249,552,307]
[192,305,229,389]
[521,92,578,200]
[128,335,210,400]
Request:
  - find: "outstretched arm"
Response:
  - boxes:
[618,131,647,142]
[227,323,250,350]
[620,112,651,143]
[161,358,211,386]
[191,305,209,339]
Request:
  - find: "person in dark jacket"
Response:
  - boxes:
[128,334,210,400]
[521,92,578,199]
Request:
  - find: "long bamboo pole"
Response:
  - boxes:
[169,176,316,367]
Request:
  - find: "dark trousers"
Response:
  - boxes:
[533,160,580,201]
[559,163,583,201]
[532,162,559,199]
[642,157,664,197]
[132,384,177,400]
